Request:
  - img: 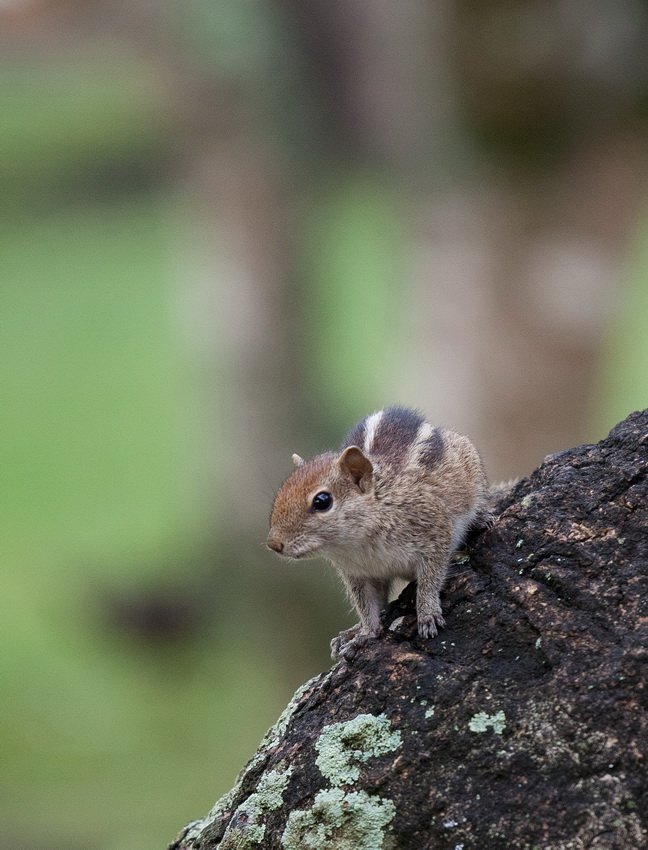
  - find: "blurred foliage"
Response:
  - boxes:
[177,0,322,155]
[180,0,285,75]
[0,196,198,570]
[596,210,648,434]
[0,58,173,213]
[0,55,295,850]
[302,176,405,427]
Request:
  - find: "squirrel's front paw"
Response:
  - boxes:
[417,614,445,640]
[330,627,359,660]
[330,627,379,661]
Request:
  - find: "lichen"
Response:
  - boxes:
[315,713,402,787]
[219,767,293,848]
[280,787,396,850]
[252,767,293,812]
[425,705,436,719]
[468,710,506,735]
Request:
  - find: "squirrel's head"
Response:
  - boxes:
[267,446,375,560]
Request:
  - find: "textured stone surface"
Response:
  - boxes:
[170,410,647,850]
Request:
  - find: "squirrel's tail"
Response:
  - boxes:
[469,479,520,537]
[484,478,520,517]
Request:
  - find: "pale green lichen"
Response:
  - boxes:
[220,767,293,848]
[251,767,293,812]
[281,787,396,850]
[315,713,402,787]
[521,495,533,508]
[425,705,436,719]
[468,710,506,735]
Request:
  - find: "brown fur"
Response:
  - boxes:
[267,407,490,658]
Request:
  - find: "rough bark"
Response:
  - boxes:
[170,410,647,850]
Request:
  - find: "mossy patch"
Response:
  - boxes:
[468,711,506,735]
[281,787,396,850]
[220,767,293,848]
[315,713,402,787]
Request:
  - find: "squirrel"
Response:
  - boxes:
[267,406,492,660]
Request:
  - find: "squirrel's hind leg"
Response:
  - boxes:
[416,531,452,640]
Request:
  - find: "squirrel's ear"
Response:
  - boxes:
[291,453,304,467]
[338,446,373,492]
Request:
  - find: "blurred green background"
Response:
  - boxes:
[2,2,648,849]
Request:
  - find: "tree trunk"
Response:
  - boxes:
[170,410,648,850]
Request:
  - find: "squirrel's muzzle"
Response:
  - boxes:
[266,536,284,553]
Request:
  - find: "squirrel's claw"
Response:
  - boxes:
[417,613,445,640]
[330,627,379,662]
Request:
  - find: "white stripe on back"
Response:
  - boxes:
[363,410,384,453]
[407,421,433,466]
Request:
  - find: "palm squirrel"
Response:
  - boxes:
[267,406,492,659]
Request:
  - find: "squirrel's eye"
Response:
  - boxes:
[311,491,333,512]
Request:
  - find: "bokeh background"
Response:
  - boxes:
[2,2,648,848]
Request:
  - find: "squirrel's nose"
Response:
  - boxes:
[267,537,284,553]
